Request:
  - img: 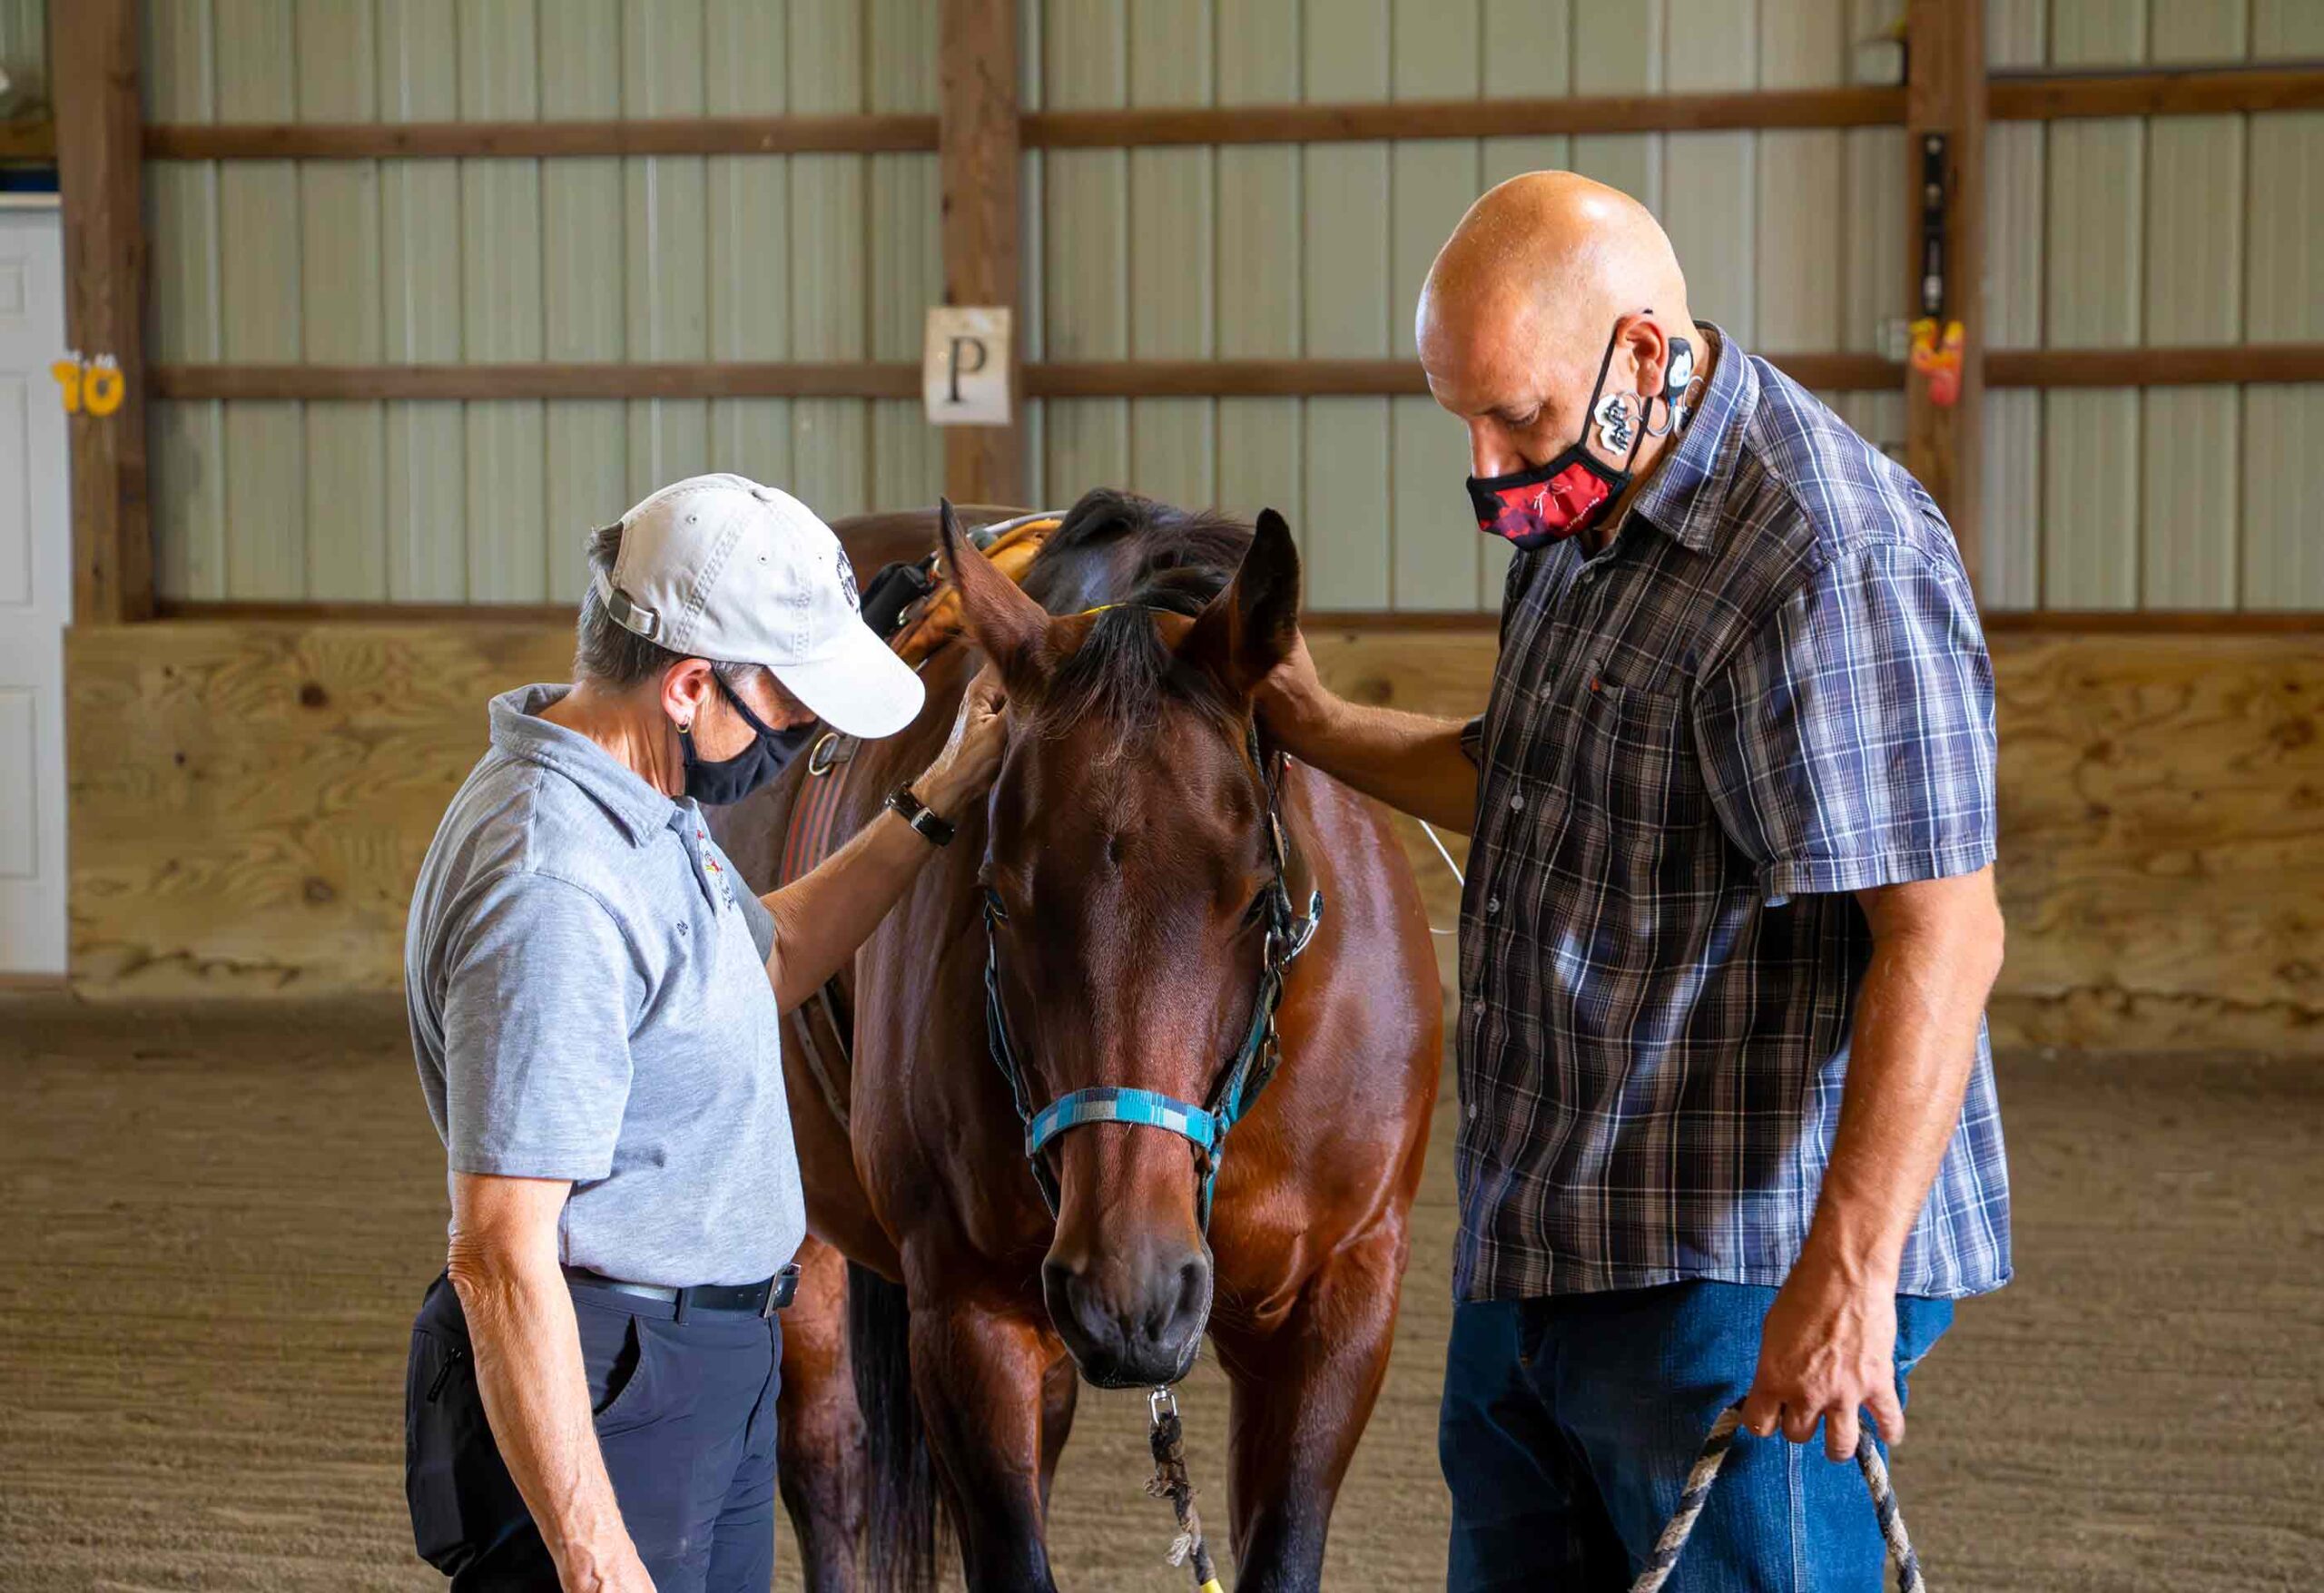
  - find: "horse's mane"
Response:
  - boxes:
[1017,490,1254,745]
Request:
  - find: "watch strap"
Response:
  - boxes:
[885,784,956,847]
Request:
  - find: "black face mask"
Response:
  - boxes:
[681,673,812,806]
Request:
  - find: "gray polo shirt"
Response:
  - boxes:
[405,683,805,1287]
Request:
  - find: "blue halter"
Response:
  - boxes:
[980,724,1324,1231]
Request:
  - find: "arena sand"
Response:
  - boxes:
[1,997,2316,1590]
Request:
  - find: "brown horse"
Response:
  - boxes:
[713,491,1441,1593]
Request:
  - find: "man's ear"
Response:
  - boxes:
[1184,508,1302,698]
[659,656,717,730]
[938,497,1054,696]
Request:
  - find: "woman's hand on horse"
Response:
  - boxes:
[921,664,1009,819]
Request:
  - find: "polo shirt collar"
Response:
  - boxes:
[1630,321,1757,556]
[488,683,680,847]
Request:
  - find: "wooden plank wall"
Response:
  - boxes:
[142,0,944,605]
[1021,0,1909,611]
[1984,0,2324,611]
[66,619,2324,1053]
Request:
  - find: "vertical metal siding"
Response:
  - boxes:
[539,0,625,603]
[297,0,388,602]
[143,0,228,601]
[1040,0,1132,506]
[1126,0,1218,515]
[1388,0,1481,611]
[2039,0,2143,611]
[2141,2,2244,608]
[457,0,548,603]
[2242,108,2324,605]
[787,0,870,521]
[1213,0,1304,540]
[1300,0,1391,610]
[378,0,468,602]
[215,0,305,600]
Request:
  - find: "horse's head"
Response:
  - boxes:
[940,497,1303,1388]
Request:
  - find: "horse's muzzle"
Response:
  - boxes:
[1042,1246,1212,1389]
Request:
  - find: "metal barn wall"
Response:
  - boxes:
[1021,0,1910,613]
[1984,0,2324,611]
[0,0,44,113]
[142,0,944,605]
[136,0,2324,612]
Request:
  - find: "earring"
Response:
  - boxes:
[678,719,693,735]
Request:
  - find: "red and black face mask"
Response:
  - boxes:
[1465,323,1685,551]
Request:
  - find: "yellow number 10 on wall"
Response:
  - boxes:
[51,351,125,417]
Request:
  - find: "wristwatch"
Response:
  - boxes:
[884,784,957,848]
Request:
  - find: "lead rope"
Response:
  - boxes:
[1147,1388,1224,1593]
[1630,1403,1925,1593]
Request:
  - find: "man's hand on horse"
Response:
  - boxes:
[1253,629,1329,745]
[1740,1250,1906,1462]
[921,664,1009,818]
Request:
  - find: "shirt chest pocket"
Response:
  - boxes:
[1569,683,1712,831]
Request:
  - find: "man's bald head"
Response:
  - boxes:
[1415,172,1703,488]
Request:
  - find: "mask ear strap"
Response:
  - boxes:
[712,668,787,740]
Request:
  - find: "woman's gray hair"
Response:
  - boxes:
[575,520,764,693]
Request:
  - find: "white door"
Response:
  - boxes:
[0,201,69,976]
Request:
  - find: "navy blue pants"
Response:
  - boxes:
[405,1273,782,1593]
[1440,1281,1952,1592]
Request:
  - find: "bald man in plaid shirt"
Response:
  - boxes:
[1260,174,2010,1589]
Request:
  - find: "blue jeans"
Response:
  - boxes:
[1440,1281,1953,1591]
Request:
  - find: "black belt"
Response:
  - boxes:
[563,1264,800,1323]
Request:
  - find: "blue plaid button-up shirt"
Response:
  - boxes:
[1453,326,2012,1302]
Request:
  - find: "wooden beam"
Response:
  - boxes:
[0,118,55,160]
[1905,0,1984,595]
[1025,85,1904,148]
[1990,64,2324,120]
[1982,609,2324,633]
[151,361,925,401]
[1987,343,2324,388]
[143,113,940,161]
[937,0,1023,505]
[150,352,1902,403]
[53,0,152,624]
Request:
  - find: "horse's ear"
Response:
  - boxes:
[939,497,1052,693]
[1186,507,1302,698]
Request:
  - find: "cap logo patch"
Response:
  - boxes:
[836,546,860,613]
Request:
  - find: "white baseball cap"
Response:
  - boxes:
[593,473,925,739]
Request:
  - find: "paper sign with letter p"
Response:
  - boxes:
[923,307,1012,427]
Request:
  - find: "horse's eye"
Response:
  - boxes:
[1240,890,1270,928]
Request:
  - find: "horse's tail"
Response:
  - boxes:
[847,1261,942,1593]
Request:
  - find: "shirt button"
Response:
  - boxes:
[1470,998,1486,1018]
[1485,896,1502,916]
[1508,791,1525,811]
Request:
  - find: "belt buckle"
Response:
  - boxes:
[763,1263,801,1318]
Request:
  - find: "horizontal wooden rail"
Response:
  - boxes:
[1987,344,2324,388]
[131,67,2323,167]
[144,347,2324,406]
[152,353,1903,402]
[1024,86,1905,147]
[1989,64,2324,120]
[143,113,940,161]
[1983,610,2324,633]
[152,361,925,400]
[0,117,55,160]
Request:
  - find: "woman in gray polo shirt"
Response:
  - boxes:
[402,475,1003,1593]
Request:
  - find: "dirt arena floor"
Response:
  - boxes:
[2,997,2317,1592]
